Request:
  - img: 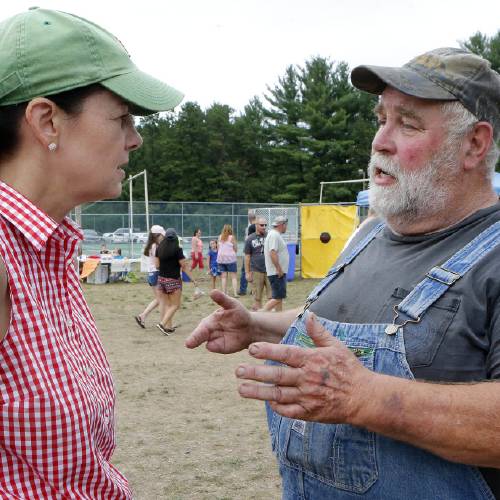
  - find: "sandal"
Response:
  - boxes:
[156,324,175,336]
[134,316,145,329]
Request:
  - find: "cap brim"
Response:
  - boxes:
[101,68,184,116]
[351,65,456,101]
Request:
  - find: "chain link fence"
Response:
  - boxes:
[72,201,298,257]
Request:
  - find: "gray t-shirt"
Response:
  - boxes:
[310,203,500,382]
[244,233,266,273]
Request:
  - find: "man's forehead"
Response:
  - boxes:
[376,87,445,115]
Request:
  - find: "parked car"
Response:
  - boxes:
[82,229,103,242]
[103,227,142,243]
[135,232,148,243]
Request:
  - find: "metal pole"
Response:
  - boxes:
[129,175,133,258]
[181,202,184,239]
[144,169,150,233]
[319,182,324,203]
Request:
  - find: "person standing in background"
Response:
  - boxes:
[190,228,204,270]
[156,228,197,335]
[207,239,221,289]
[245,217,270,310]
[217,224,239,297]
[135,225,165,328]
[263,216,289,312]
[239,210,257,295]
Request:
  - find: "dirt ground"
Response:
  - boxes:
[84,271,320,500]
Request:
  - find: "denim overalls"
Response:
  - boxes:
[267,221,500,500]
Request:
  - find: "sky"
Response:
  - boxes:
[3,0,500,112]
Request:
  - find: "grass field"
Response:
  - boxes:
[84,272,319,499]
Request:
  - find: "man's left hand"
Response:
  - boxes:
[235,313,375,424]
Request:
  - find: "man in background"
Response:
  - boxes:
[244,217,270,310]
[262,215,288,312]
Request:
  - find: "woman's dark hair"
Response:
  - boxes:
[143,232,162,256]
[0,84,102,162]
[156,237,180,260]
[193,228,200,236]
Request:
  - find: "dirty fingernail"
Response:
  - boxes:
[249,344,259,355]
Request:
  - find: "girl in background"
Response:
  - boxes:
[190,228,204,270]
[207,239,221,289]
[156,228,197,335]
[135,225,165,328]
[216,224,239,297]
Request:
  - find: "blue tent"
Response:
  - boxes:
[356,189,370,207]
[357,173,500,205]
[494,172,500,196]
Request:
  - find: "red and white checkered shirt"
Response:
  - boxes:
[0,181,131,499]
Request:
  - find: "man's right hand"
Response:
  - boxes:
[185,290,255,353]
[246,271,253,282]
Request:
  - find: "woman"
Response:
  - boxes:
[190,227,204,270]
[0,7,182,498]
[155,228,197,335]
[217,224,239,297]
[135,225,165,328]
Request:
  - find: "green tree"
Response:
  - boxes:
[461,30,500,172]
[263,57,377,203]
[231,97,270,202]
[461,30,500,73]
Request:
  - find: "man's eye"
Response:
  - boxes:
[402,121,417,130]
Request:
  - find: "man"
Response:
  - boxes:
[244,217,271,310]
[263,215,289,312]
[187,47,500,498]
[239,210,257,295]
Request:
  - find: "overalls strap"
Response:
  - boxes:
[398,221,500,320]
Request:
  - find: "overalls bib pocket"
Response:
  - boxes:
[275,320,379,493]
[382,287,460,369]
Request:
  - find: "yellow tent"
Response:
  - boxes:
[301,205,358,278]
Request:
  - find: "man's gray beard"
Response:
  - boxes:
[368,144,460,225]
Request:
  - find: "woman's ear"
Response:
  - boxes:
[463,121,494,171]
[24,97,60,150]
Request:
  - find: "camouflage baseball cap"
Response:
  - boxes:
[351,47,500,139]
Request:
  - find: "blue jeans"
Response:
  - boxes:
[239,265,247,294]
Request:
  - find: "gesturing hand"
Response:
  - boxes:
[185,290,255,354]
[235,313,375,424]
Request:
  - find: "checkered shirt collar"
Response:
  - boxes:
[0,180,83,251]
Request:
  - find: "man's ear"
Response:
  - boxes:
[24,98,60,150]
[463,121,494,171]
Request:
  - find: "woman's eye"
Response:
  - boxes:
[120,114,133,127]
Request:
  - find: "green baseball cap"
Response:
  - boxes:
[0,7,183,115]
[351,47,500,139]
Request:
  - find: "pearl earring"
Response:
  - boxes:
[48,142,57,152]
